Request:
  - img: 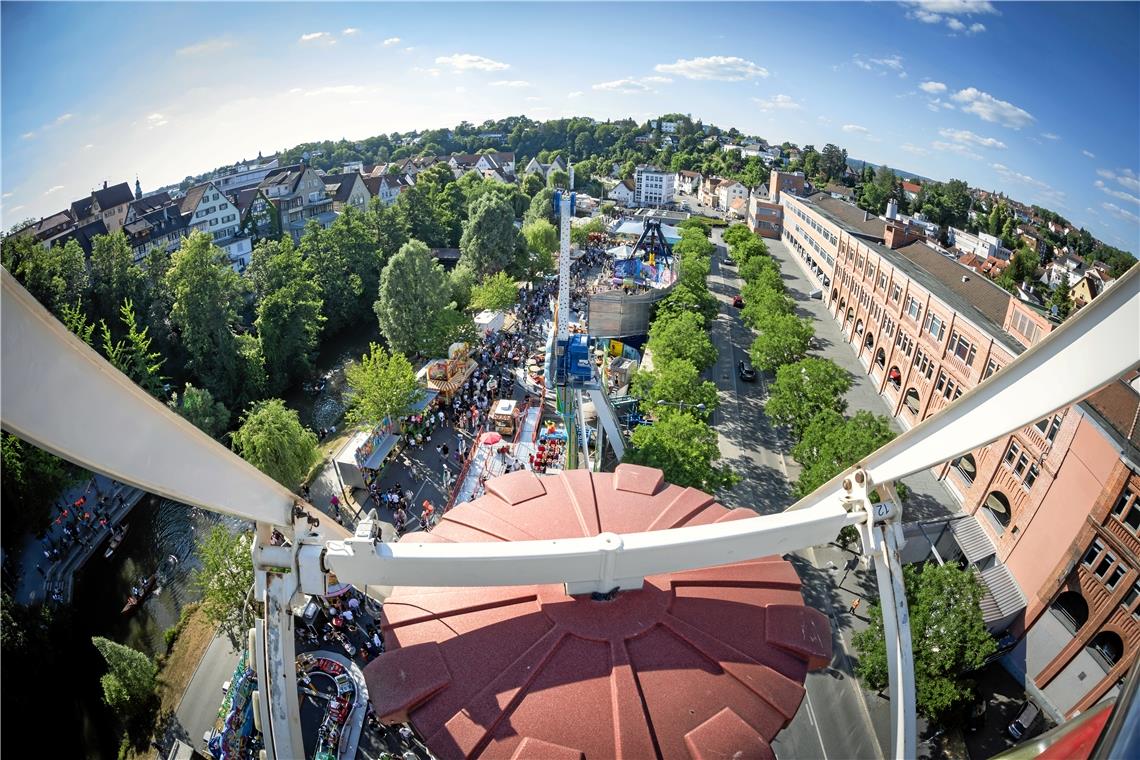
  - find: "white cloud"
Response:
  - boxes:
[342,28,359,36]
[937,127,1006,149]
[43,185,64,196]
[18,113,74,141]
[21,131,36,140]
[902,1,997,34]
[490,80,531,88]
[299,32,335,44]
[1082,149,1097,159]
[1040,132,1060,141]
[434,53,509,72]
[900,143,929,156]
[1094,180,1140,205]
[991,162,1051,191]
[411,67,441,77]
[1,193,11,199]
[8,205,24,214]
[752,94,801,111]
[301,84,368,97]
[919,80,947,94]
[567,91,584,99]
[852,54,906,77]
[524,96,541,102]
[146,113,169,128]
[1097,168,1140,193]
[52,114,73,126]
[1102,202,1140,224]
[382,37,401,46]
[176,37,235,56]
[842,124,869,135]
[84,144,94,150]
[642,75,673,84]
[654,56,768,81]
[593,78,652,94]
[931,141,982,160]
[951,87,1034,128]
[403,46,415,53]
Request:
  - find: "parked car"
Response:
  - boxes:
[1007,700,1041,741]
[737,360,757,382]
[732,294,744,308]
[722,255,736,268]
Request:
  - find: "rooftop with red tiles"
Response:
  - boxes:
[364,464,832,760]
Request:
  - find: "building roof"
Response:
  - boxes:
[93,182,133,210]
[902,181,922,194]
[822,183,855,200]
[365,464,830,759]
[129,191,173,217]
[258,164,306,192]
[43,218,108,257]
[233,187,263,216]
[804,193,886,241]
[1084,379,1140,454]
[123,204,188,242]
[893,241,1014,335]
[33,211,75,238]
[323,172,362,203]
[178,182,214,215]
[70,196,94,221]
[678,170,701,178]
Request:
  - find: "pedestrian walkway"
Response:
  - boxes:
[12,472,146,605]
[767,237,960,523]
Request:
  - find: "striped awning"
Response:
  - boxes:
[949,515,1027,624]
[948,514,996,564]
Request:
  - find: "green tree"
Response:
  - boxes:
[766,358,851,436]
[547,168,570,189]
[168,383,230,438]
[520,172,545,198]
[630,358,718,419]
[853,563,997,721]
[731,235,769,266]
[11,238,88,317]
[165,231,250,406]
[741,286,794,328]
[100,299,167,398]
[249,237,326,393]
[343,343,423,428]
[521,218,558,279]
[820,144,849,182]
[395,184,449,248]
[722,223,753,249]
[1048,278,1072,319]
[646,310,717,370]
[624,412,736,491]
[367,198,409,262]
[375,239,467,357]
[192,526,255,643]
[60,299,96,345]
[232,398,319,488]
[89,231,142,329]
[460,193,525,276]
[524,187,556,226]
[792,410,895,497]
[749,313,814,372]
[470,271,519,312]
[91,636,157,718]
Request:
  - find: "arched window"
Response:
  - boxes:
[983,490,1011,529]
[904,387,921,414]
[831,288,839,302]
[875,348,886,368]
[864,333,875,350]
[846,307,855,324]
[1051,591,1089,634]
[952,453,977,484]
[887,365,902,388]
[855,319,865,336]
[1087,631,1124,669]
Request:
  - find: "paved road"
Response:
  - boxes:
[173,631,242,751]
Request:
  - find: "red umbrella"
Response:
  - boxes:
[480,431,503,446]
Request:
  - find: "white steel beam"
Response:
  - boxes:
[0,268,299,526]
[317,500,858,594]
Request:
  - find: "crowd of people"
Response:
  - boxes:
[36,477,127,587]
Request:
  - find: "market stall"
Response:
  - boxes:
[208,651,258,760]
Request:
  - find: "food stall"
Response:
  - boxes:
[417,342,477,399]
[491,399,518,436]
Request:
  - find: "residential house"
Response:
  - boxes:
[716,180,748,212]
[258,164,337,244]
[649,120,677,134]
[523,155,566,180]
[675,170,701,194]
[212,155,281,195]
[28,211,76,243]
[180,181,252,269]
[363,174,410,207]
[634,135,653,145]
[634,165,675,207]
[122,203,189,263]
[1047,219,1072,236]
[901,181,922,202]
[1070,273,1104,310]
[123,191,174,225]
[323,172,371,213]
[234,187,279,240]
[71,181,134,233]
[823,183,856,202]
[40,218,108,259]
[949,227,1005,260]
[607,179,635,207]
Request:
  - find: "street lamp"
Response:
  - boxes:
[655,399,706,412]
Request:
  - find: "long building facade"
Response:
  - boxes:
[773,171,1140,720]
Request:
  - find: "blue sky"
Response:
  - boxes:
[3,1,1138,251]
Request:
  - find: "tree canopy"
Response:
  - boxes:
[91,636,157,718]
[766,358,852,435]
[854,563,997,721]
[624,411,736,492]
[375,239,469,357]
[749,313,814,373]
[460,193,525,275]
[249,237,325,393]
[168,383,230,438]
[343,343,423,429]
[192,526,256,643]
[646,310,717,370]
[469,271,519,312]
[630,358,718,420]
[792,410,896,497]
[231,398,319,488]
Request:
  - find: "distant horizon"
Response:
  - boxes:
[3,2,1137,252]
